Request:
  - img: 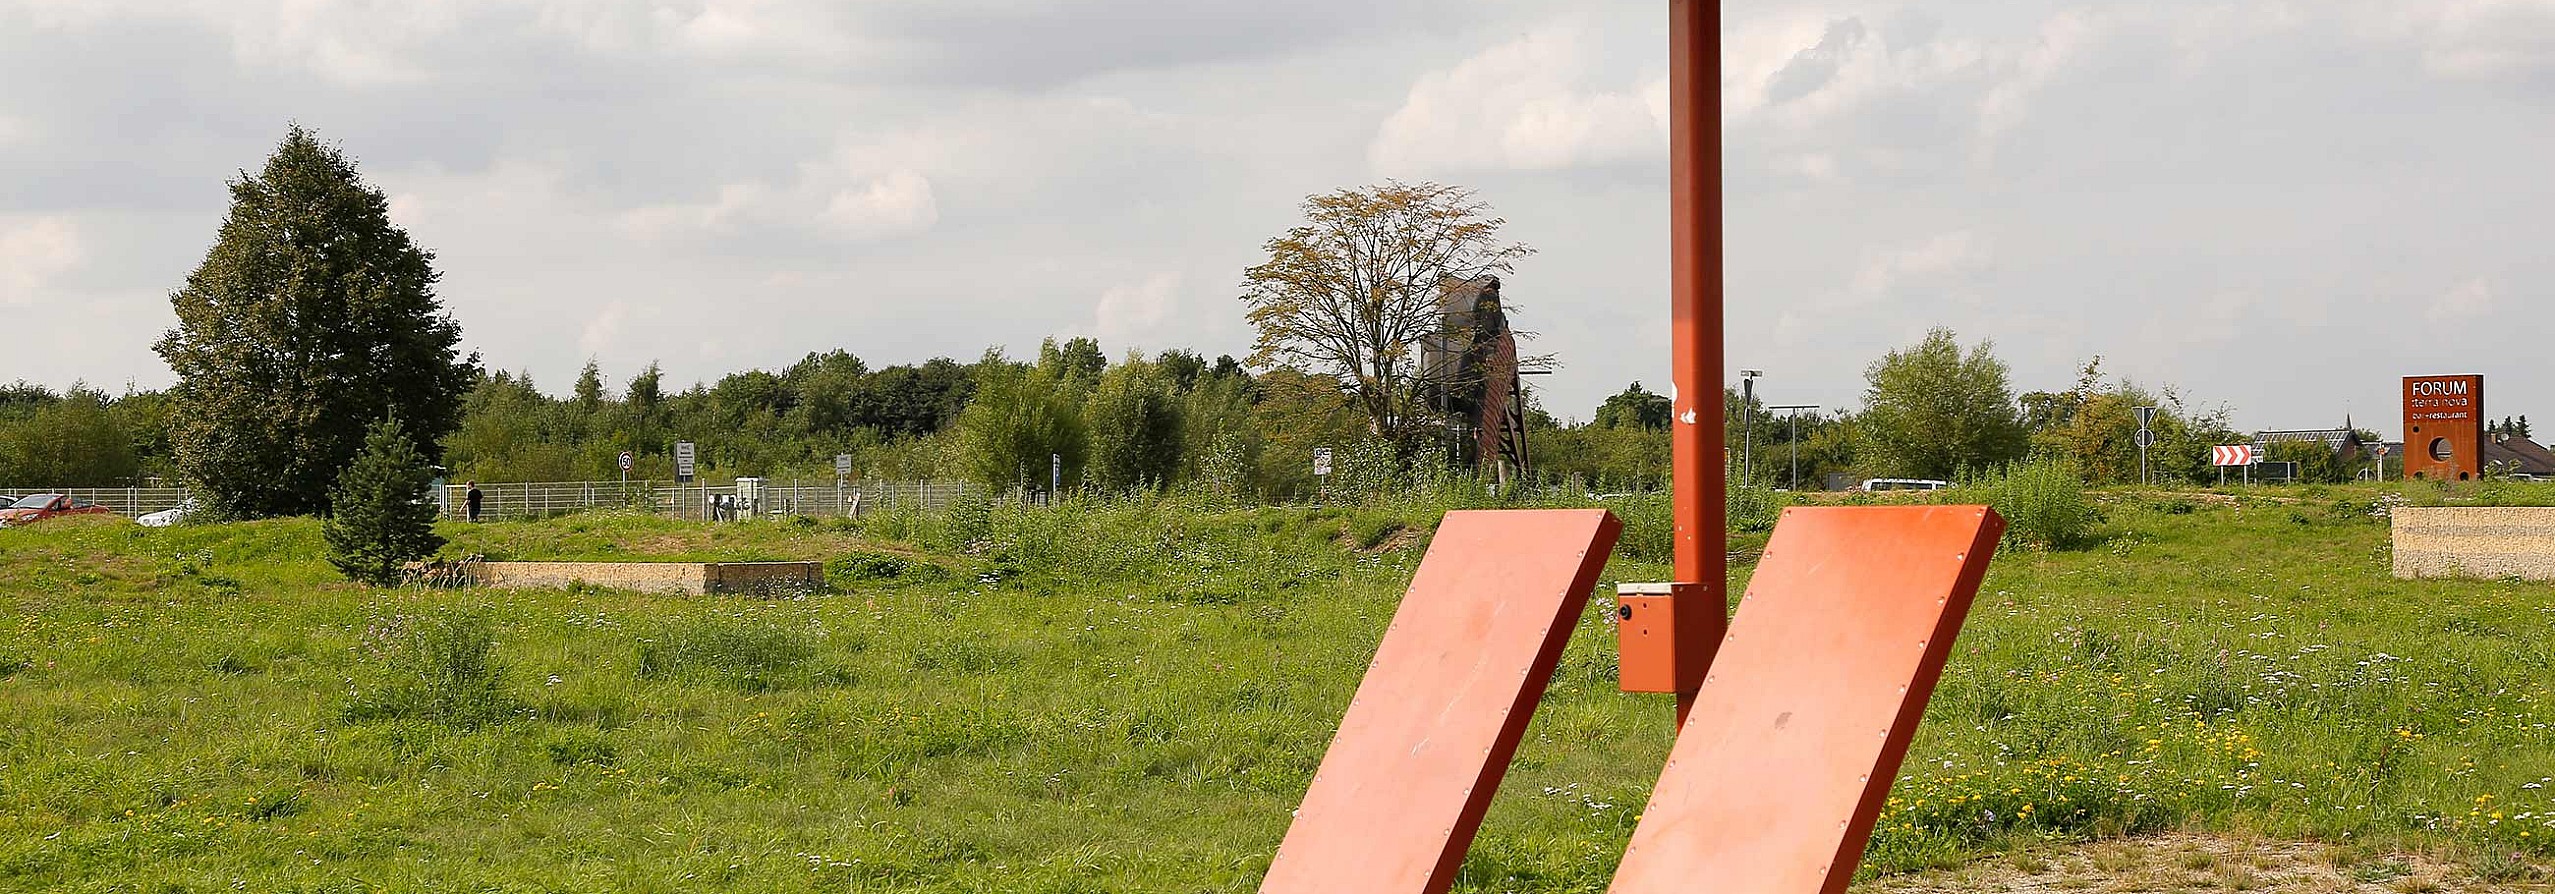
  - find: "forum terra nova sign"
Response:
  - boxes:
[2403,375,2484,481]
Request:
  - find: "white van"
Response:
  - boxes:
[1859,478,1951,492]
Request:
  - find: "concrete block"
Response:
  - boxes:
[465,561,822,595]
[2392,507,2555,581]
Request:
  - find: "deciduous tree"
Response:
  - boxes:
[1239,181,1531,447]
[0,387,139,486]
[1594,382,1672,431]
[955,354,1087,489]
[1085,356,1184,491]
[1856,328,2027,480]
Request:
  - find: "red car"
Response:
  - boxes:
[0,494,111,527]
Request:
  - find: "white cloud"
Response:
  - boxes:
[1852,230,1994,299]
[616,182,774,240]
[1977,10,2103,149]
[618,163,937,244]
[578,299,627,358]
[818,170,938,241]
[2428,278,2498,324]
[1723,11,1989,130]
[214,0,467,86]
[0,216,82,307]
[1092,272,1182,345]
[1370,21,1664,174]
[2381,0,2555,79]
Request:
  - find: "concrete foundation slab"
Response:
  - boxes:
[2392,507,2555,581]
[465,561,822,595]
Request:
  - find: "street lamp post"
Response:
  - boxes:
[1739,369,1764,484]
[1770,404,1819,491]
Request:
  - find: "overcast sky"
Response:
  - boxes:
[4,1,2551,435]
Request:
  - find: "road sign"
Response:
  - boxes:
[673,441,696,482]
[2134,407,2160,486]
[2212,445,2255,467]
[1312,447,1334,477]
[834,454,853,477]
[618,450,634,473]
[2374,444,2391,458]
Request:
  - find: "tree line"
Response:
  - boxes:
[7,126,2380,517]
[1548,328,2391,490]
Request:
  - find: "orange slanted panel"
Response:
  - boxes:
[1609,505,2004,894]
[1263,509,1622,894]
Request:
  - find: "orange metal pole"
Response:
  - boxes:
[1667,0,1726,725]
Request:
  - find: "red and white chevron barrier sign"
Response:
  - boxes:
[2212,445,2255,467]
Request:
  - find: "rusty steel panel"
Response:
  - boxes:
[2404,375,2484,482]
[1609,505,2004,894]
[1263,509,1622,894]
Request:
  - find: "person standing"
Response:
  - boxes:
[465,481,483,522]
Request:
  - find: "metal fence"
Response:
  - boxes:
[0,486,191,517]
[439,479,984,522]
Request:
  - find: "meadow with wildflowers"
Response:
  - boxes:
[0,484,2549,891]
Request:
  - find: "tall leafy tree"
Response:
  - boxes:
[1085,356,1185,491]
[0,387,140,486]
[1239,181,1532,448]
[1594,382,1672,430]
[2025,358,2238,485]
[572,360,607,411]
[1856,328,2028,480]
[954,354,1087,489]
[1153,349,1207,393]
[156,126,477,517]
[1038,337,1108,387]
[443,371,577,482]
[323,417,446,587]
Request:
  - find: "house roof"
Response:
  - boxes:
[2484,436,2555,477]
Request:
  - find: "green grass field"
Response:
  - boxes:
[2,487,2550,891]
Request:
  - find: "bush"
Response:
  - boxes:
[1606,494,1672,563]
[1972,460,2096,550]
[830,551,912,581]
[1320,439,1402,505]
[344,609,514,728]
[1727,483,1789,533]
[939,492,995,552]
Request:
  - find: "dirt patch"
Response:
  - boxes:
[1366,525,1425,554]
[1857,834,2547,894]
[1335,524,1425,555]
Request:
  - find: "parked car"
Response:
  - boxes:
[1858,478,1951,492]
[0,493,112,527]
[137,498,202,528]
